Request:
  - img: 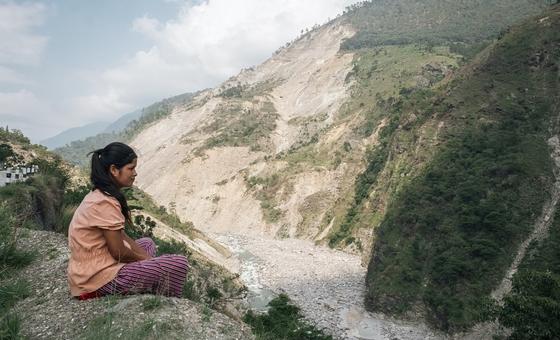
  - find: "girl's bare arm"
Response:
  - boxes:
[102,229,151,263]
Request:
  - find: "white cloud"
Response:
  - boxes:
[0,65,31,85]
[0,2,48,66]
[0,1,48,100]
[132,16,161,40]
[0,90,57,141]
[0,2,51,142]
[72,0,358,123]
[141,0,356,77]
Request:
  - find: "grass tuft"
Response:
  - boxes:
[0,312,23,340]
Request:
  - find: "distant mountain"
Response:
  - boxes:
[103,109,143,133]
[54,91,197,167]
[40,121,109,149]
[41,108,144,150]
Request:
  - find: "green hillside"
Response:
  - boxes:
[363,4,560,332]
[342,0,551,55]
[326,0,553,249]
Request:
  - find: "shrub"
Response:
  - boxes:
[182,280,200,302]
[0,204,36,277]
[0,312,23,340]
[0,279,30,310]
[0,279,30,340]
[142,296,163,311]
[244,294,332,340]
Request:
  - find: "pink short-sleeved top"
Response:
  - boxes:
[67,189,126,296]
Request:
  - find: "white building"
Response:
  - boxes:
[0,165,39,187]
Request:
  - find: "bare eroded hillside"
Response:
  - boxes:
[131,22,357,237]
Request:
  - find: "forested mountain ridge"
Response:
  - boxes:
[341,0,551,52]
[40,121,110,150]
[364,4,560,332]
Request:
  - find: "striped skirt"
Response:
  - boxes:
[96,237,189,298]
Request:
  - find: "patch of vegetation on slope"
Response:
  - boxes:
[125,187,195,237]
[182,80,280,156]
[244,173,286,224]
[0,128,31,147]
[341,45,458,119]
[199,99,277,153]
[1,127,56,165]
[328,45,460,247]
[55,92,196,167]
[217,79,281,101]
[365,6,560,332]
[341,0,550,56]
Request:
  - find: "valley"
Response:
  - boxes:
[41,1,560,339]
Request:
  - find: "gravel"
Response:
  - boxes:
[212,232,447,340]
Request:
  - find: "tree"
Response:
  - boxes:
[0,144,14,163]
[498,271,560,339]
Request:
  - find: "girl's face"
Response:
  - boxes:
[110,158,137,188]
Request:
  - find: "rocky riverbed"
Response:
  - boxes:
[211,233,446,340]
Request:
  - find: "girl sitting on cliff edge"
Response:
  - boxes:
[67,142,189,300]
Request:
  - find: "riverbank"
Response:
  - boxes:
[212,233,444,340]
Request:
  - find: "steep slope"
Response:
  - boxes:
[131,22,357,236]
[125,1,551,250]
[491,134,560,303]
[364,5,560,332]
[50,1,550,251]
[131,19,466,242]
[496,162,560,338]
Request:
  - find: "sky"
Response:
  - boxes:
[0,0,360,143]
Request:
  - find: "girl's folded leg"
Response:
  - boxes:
[135,237,157,257]
[96,254,189,297]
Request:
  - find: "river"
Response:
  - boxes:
[211,232,444,340]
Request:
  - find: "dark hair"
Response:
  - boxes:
[88,142,137,223]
